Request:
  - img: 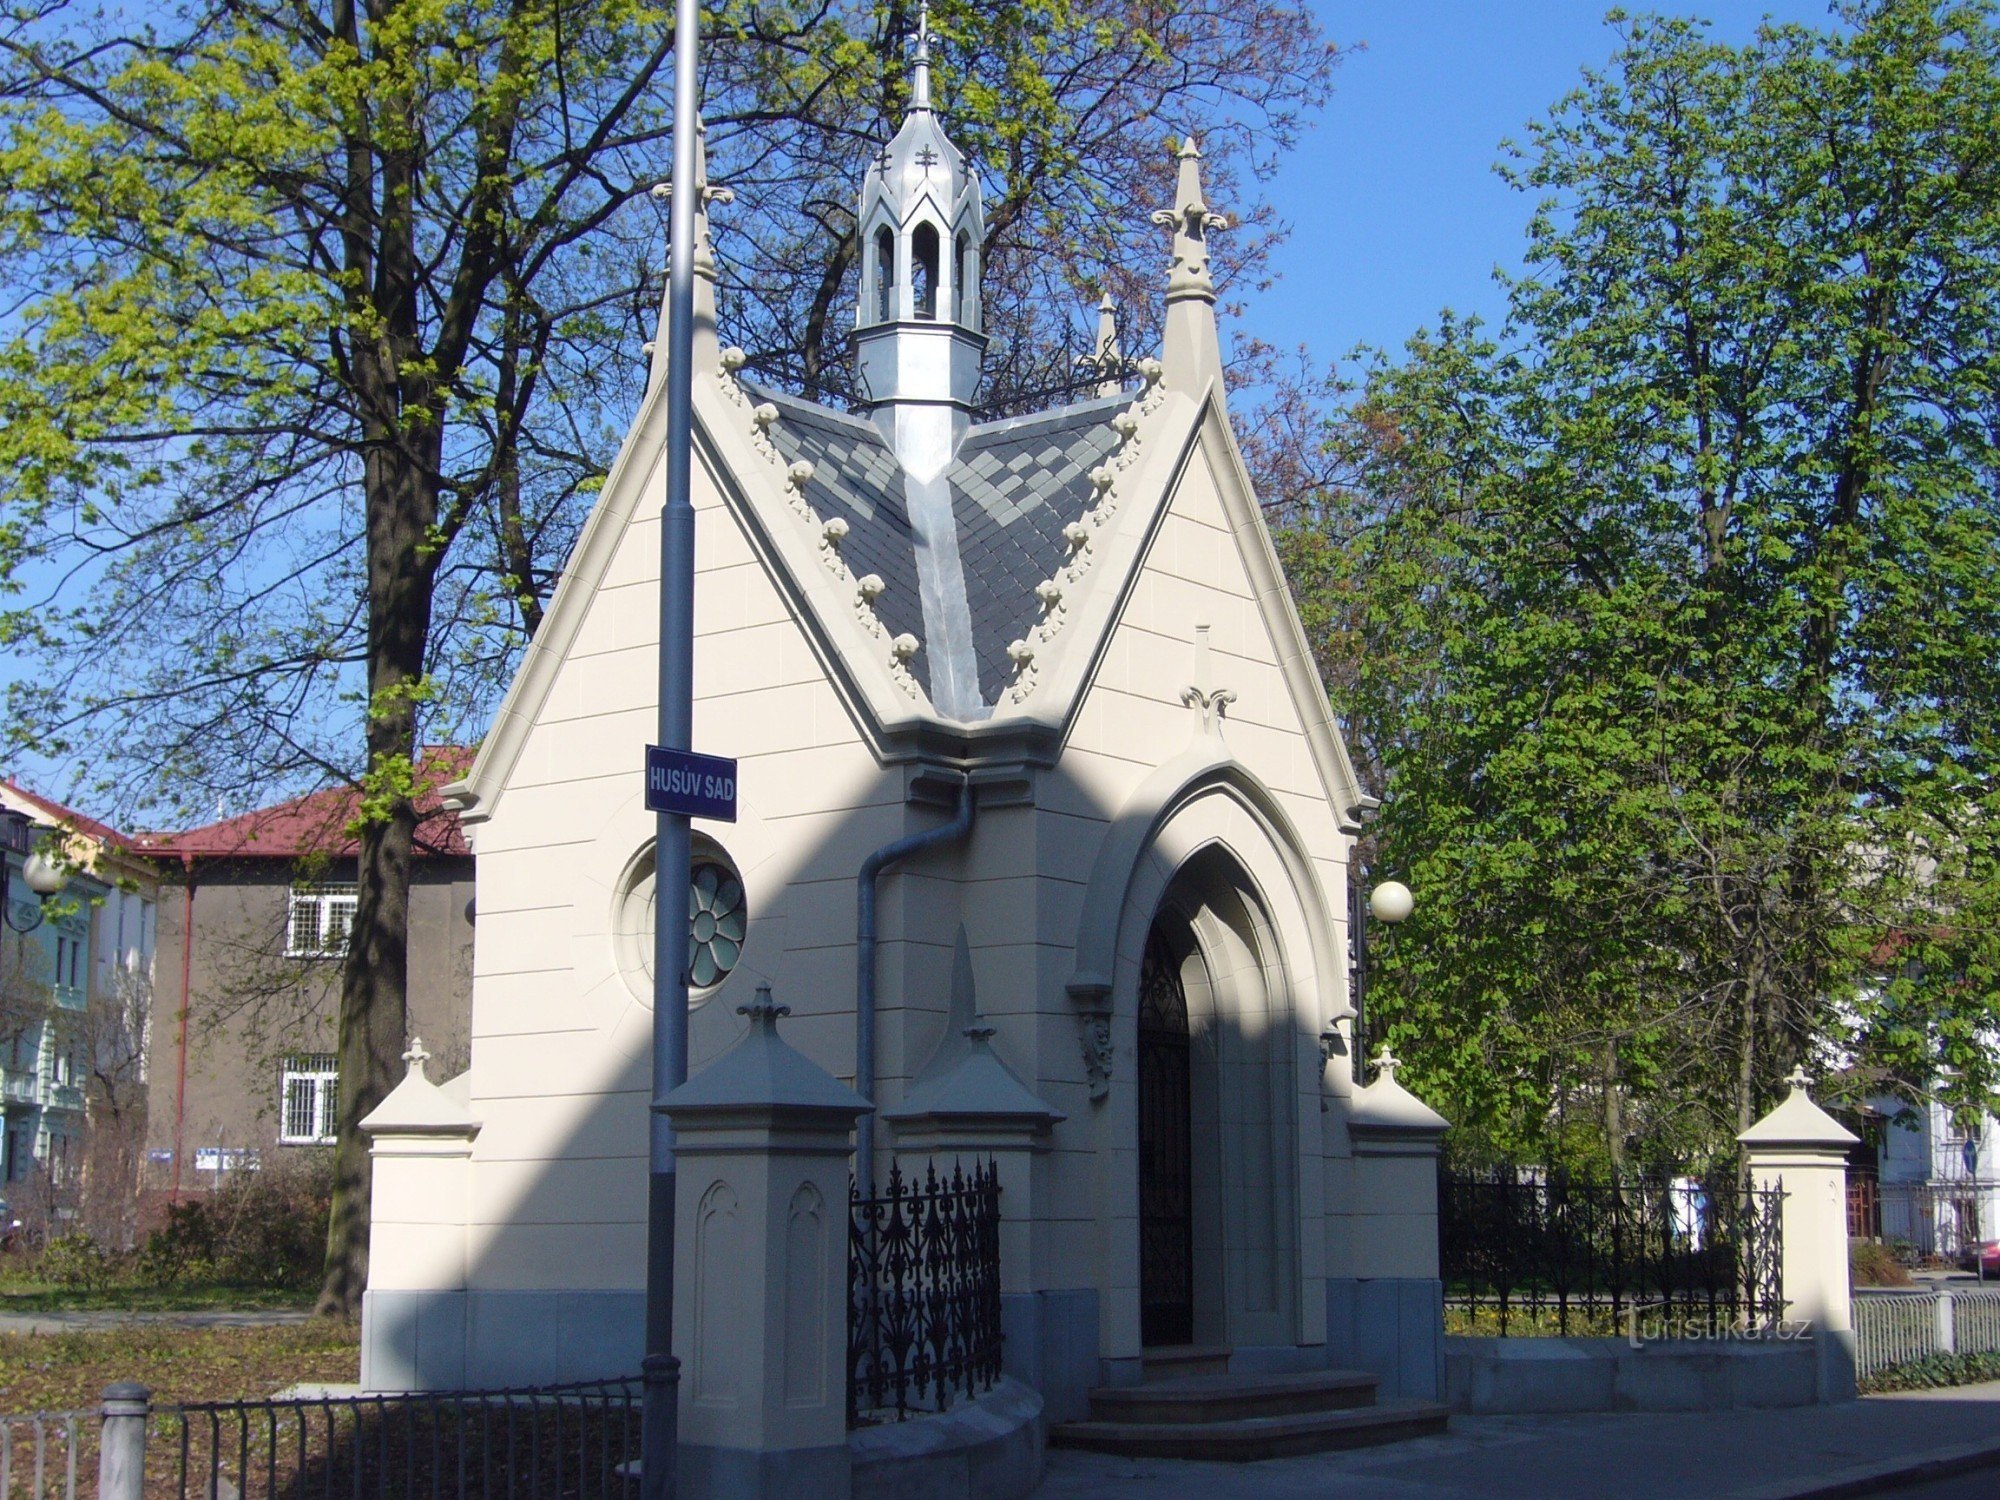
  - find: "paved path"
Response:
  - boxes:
[1035,1384,2000,1498]
[0,1307,312,1335]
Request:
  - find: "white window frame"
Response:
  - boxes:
[279,1053,339,1145]
[286,885,357,959]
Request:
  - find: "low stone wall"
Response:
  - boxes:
[849,1377,1044,1500]
[1446,1335,1824,1414]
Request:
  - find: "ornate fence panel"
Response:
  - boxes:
[0,1411,83,1500]
[1440,1172,1785,1338]
[1953,1288,2000,1356]
[1855,1288,2000,1379]
[1854,1292,1941,1377]
[848,1159,1003,1426]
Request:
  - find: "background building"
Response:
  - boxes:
[135,761,474,1201]
[0,780,159,1241]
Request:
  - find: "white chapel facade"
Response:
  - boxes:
[359,30,1448,1426]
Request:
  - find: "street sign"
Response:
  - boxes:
[644,745,738,822]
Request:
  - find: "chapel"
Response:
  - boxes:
[357,16,1450,1475]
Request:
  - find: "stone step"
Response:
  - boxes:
[1087,1368,1380,1425]
[1139,1343,1232,1380]
[1050,1398,1450,1462]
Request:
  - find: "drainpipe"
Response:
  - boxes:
[170,855,195,1204]
[855,775,974,1193]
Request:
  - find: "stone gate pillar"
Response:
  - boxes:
[359,1039,480,1391]
[882,1016,1067,1414]
[1739,1067,1859,1402]
[660,986,872,1499]
[1331,1048,1448,1400]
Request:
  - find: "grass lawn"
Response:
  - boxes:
[1,1322,360,1414]
[0,1277,313,1315]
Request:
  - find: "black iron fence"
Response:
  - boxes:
[34,1377,642,1500]
[1441,1171,1785,1338]
[848,1159,1003,1426]
[1849,1175,1999,1262]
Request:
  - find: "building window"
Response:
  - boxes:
[279,1053,339,1144]
[287,885,357,959]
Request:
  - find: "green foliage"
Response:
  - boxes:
[1860,1348,2000,1392]
[36,1231,111,1291]
[1282,0,2000,1164]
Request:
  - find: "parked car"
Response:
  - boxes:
[1956,1239,2000,1276]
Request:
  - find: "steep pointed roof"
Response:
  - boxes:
[758,388,1125,711]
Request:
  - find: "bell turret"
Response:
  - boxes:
[853,7,986,479]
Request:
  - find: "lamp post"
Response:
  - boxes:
[1,810,65,936]
[643,0,702,1493]
[1348,871,1411,1079]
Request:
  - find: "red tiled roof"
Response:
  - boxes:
[133,749,474,861]
[0,778,139,852]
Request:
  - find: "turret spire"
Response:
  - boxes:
[1152,135,1227,393]
[912,2,933,111]
[853,6,986,472]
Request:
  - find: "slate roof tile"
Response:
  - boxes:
[746,387,1129,713]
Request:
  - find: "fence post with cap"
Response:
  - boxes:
[1739,1069,1859,1402]
[98,1382,150,1500]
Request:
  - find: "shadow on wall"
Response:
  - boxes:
[359,751,1419,1416]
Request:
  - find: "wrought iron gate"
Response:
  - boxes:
[1138,926,1194,1346]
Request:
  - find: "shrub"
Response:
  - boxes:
[1861,1350,2000,1393]
[1850,1237,1914,1287]
[135,1200,220,1287]
[38,1231,111,1291]
[137,1153,331,1291]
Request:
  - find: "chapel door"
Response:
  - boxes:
[1138,925,1194,1346]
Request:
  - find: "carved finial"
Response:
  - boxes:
[891,633,921,662]
[1150,135,1227,301]
[1092,292,1123,397]
[1181,624,1236,734]
[739,983,791,1029]
[1786,1065,1810,1094]
[911,1,933,111]
[402,1037,431,1077]
[1152,139,1227,392]
[653,116,735,286]
[1372,1046,1400,1081]
[964,1013,997,1045]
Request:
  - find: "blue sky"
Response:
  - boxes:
[1235,1,1841,365]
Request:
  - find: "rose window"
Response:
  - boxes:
[687,860,746,989]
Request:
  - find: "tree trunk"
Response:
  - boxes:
[316,449,436,1317]
[1603,1041,1624,1175]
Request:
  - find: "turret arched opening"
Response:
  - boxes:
[873,225,896,323]
[912,221,941,320]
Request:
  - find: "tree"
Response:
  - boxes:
[1281,0,2000,1167]
[0,0,1341,1312]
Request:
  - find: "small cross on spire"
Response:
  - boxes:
[402,1037,431,1077]
[1372,1046,1401,1081]
[1786,1064,1810,1094]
